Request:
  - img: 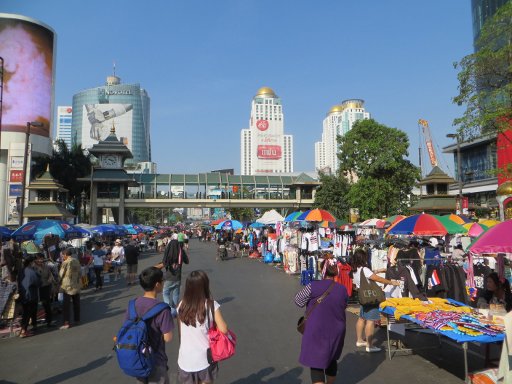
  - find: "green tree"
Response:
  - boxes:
[31,140,92,217]
[338,119,420,219]
[313,172,350,221]
[453,2,512,138]
[229,208,254,222]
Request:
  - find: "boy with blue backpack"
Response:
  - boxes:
[115,267,174,383]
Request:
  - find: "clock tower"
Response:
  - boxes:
[80,124,137,224]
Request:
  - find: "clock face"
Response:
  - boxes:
[101,155,121,168]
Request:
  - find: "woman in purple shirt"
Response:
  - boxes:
[295,257,348,384]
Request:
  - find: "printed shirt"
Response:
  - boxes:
[92,249,106,266]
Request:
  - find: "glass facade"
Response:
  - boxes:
[456,140,497,183]
[71,81,150,164]
[472,0,509,44]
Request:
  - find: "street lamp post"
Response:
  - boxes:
[19,121,44,225]
[81,190,87,223]
[447,133,463,213]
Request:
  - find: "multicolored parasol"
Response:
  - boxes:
[386,213,447,236]
[469,219,512,254]
[296,209,336,222]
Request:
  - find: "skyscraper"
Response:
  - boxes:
[314,99,370,174]
[471,0,509,45]
[55,106,72,149]
[71,74,151,165]
[240,87,293,175]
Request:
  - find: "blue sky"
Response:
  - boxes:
[2,0,473,176]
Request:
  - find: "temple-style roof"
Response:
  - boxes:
[27,165,68,192]
[88,125,133,160]
[417,166,456,186]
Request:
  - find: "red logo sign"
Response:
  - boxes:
[10,170,23,183]
[257,145,282,160]
[66,107,72,113]
[22,225,35,232]
[256,120,269,131]
[462,197,469,210]
[60,223,71,230]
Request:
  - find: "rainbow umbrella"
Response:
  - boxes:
[479,219,500,228]
[284,211,304,222]
[297,209,336,222]
[446,214,473,225]
[469,219,512,254]
[432,215,467,235]
[319,219,348,228]
[386,214,447,236]
[463,222,489,238]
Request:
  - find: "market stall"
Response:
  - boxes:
[380,297,505,380]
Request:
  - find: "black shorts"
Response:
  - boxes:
[310,360,337,382]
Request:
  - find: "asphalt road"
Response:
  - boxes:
[0,240,488,383]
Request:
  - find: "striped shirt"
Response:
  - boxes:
[294,284,312,307]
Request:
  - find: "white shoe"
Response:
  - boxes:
[356,341,368,347]
[366,346,382,353]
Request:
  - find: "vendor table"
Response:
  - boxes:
[380,299,504,382]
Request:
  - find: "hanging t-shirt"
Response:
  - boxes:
[309,232,319,252]
[177,300,220,372]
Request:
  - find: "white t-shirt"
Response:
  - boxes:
[177,300,220,372]
[111,245,125,261]
[353,266,374,289]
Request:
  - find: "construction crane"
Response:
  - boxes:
[418,119,438,170]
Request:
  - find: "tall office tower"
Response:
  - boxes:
[240,87,294,175]
[472,0,509,46]
[71,73,151,165]
[314,99,370,174]
[55,106,73,149]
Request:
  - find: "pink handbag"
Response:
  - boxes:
[207,302,237,363]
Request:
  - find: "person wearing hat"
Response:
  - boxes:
[111,239,125,281]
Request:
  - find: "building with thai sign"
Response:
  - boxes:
[240,87,293,175]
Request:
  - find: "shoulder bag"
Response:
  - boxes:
[297,281,335,334]
[207,301,237,364]
[358,269,385,305]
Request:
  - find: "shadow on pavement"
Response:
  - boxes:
[218,296,235,305]
[33,355,112,384]
[338,351,386,384]
[229,366,303,383]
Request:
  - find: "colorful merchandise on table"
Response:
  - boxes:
[380,297,505,338]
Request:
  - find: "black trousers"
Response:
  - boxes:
[62,292,80,323]
[21,300,38,331]
[39,285,52,325]
[94,267,103,288]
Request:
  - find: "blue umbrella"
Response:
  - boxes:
[284,211,304,222]
[249,222,265,228]
[91,224,118,236]
[140,225,156,234]
[124,224,144,234]
[12,220,83,244]
[0,226,13,240]
[215,220,243,230]
[75,226,92,238]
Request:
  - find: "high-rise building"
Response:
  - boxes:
[240,87,293,175]
[471,0,509,45]
[71,74,151,165]
[55,106,73,149]
[314,99,370,174]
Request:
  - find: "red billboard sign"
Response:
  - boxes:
[257,145,282,160]
[9,170,23,183]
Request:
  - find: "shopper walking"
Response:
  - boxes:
[92,242,106,290]
[156,237,189,317]
[351,248,400,352]
[111,239,125,281]
[129,266,174,384]
[124,240,140,286]
[295,257,348,384]
[59,248,81,329]
[34,254,55,328]
[177,270,229,383]
[18,256,40,338]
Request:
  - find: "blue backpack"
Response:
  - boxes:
[114,299,170,378]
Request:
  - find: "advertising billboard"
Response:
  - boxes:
[0,14,55,137]
[252,119,284,173]
[81,104,133,151]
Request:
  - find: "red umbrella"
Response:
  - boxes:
[211,218,225,226]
